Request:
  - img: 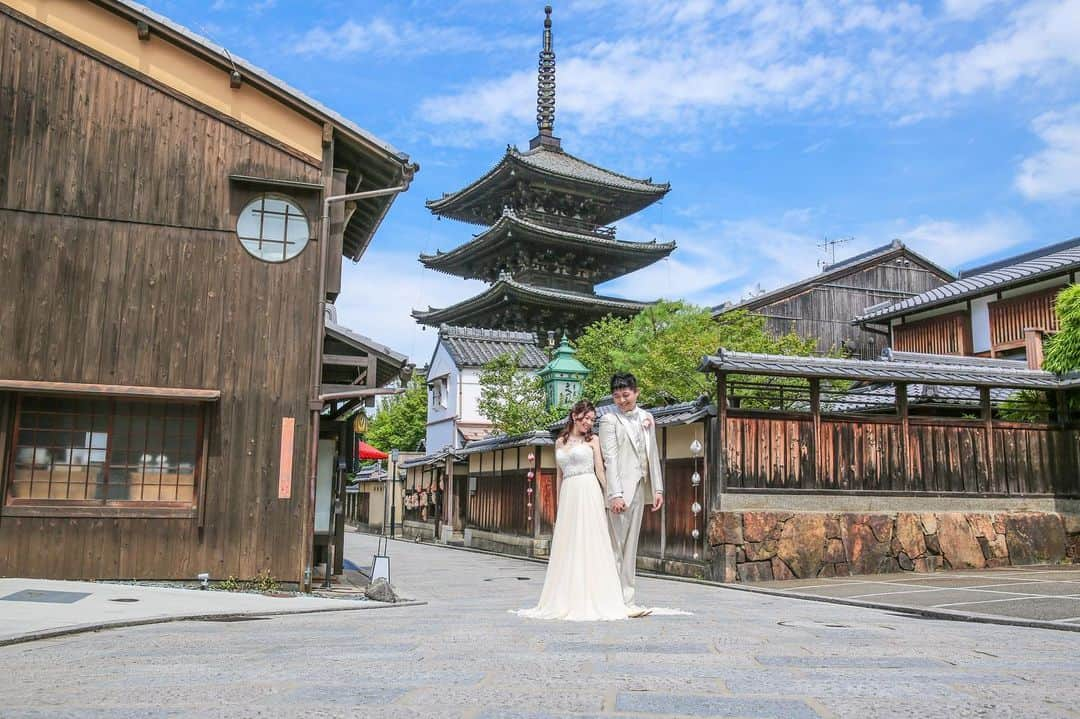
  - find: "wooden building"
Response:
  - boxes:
[403,398,715,576]
[714,240,953,359]
[412,7,673,338]
[700,350,1080,581]
[0,0,416,586]
[856,238,1080,363]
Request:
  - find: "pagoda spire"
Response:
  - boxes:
[531,6,561,150]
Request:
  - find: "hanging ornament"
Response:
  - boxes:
[693,552,700,560]
[526,487,533,494]
[690,471,701,486]
[527,471,535,480]
[527,453,535,462]
[691,501,702,515]
[527,502,533,509]
[691,528,700,540]
[689,439,703,455]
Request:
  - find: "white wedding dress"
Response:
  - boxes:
[514,442,631,621]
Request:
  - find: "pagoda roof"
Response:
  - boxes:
[419,210,675,282]
[411,276,649,331]
[425,144,670,226]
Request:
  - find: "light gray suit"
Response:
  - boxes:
[597,408,663,605]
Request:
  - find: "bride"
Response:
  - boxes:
[514,399,635,621]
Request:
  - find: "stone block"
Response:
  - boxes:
[914,555,941,573]
[920,513,938,535]
[743,512,787,543]
[967,513,996,539]
[823,538,846,564]
[897,552,914,571]
[771,556,795,581]
[818,563,836,578]
[743,540,777,561]
[842,516,893,575]
[775,513,827,579]
[364,578,398,603]
[1003,512,1067,565]
[1062,513,1080,536]
[895,512,927,559]
[708,512,743,546]
[824,515,842,539]
[737,560,774,582]
[925,533,941,556]
[936,513,986,569]
[834,562,850,576]
[867,514,894,544]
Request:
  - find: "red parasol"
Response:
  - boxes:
[357,440,389,460]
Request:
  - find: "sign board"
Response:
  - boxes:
[278,417,295,499]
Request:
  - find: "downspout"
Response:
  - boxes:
[303,171,414,592]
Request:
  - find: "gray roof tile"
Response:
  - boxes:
[856,240,1080,322]
[439,326,549,369]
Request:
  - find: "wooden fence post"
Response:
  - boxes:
[808,378,820,490]
[982,387,1000,494]
[897,383,912,492]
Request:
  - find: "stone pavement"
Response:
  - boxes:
[0,577,410,646]
[0,530,1078,718]
[751,565,1080,629]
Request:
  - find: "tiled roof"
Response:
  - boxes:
[714,240,954,316]
[425,145,669,226]
[400,448,461,469]
[511,146,669,194]
[413,278,649,327]
[419,210,675,276]
[548,395,714,431]
[326,319,408,365]
[459,430,556,454]
[699,349,1068,389]
[856,239,1080,322]
[820,383,1017,413]
[438,326,549,369]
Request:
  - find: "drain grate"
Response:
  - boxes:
[0,589,91,604]
[482,577,531,582]
[195,615,270,622]
[109,598,140,603]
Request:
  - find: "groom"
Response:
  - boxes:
[598,372,663,606]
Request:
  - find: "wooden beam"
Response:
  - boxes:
[716,373,727,495]
[808,378,820,490]
[897,383,912,492]
[982,387,999,494]
[322,353,370,367]
[0,379,219,401]
[318,385,405,402]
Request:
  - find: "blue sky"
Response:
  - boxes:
[155,0,1080,362]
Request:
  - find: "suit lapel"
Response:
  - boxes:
[613,409,644,454]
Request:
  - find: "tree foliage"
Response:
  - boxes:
[574,302,819,406]
[1044,284,1080,374]
[477,351,556,436]
[364,374,427,453]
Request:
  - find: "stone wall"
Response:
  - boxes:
[707,510,1080,582]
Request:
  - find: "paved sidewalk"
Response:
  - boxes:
[734,564,1080,631]
[0,577,413,646]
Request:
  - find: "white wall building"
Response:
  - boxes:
[424,326,548,452]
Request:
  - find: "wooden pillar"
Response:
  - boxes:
[1024,328,1046,369]
[808,378,820,490]
[532,447,542,539]
[897,383,912,492]
[0,393,10,526]
[715,373,727,499]
[659,427,667,560]
[982,387,1000,494]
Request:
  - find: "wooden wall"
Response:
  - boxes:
[0,11,324,581]
[722,412,1080,497]
[893,311,972,355]
[749,257,949,358]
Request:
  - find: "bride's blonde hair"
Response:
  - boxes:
[559,399,596,444]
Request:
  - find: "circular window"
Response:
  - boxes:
[236,195,311,262]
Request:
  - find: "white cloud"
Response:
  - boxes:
[292,18,530,59]
[1016,104,1080,202]
[887,214,1032,269]
[415,0,1080,143]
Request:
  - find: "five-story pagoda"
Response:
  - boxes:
[413,6,674,338]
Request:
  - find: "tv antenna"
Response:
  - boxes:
[817,235,852,269]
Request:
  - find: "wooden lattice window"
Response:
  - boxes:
[989,287,1062,354]
[6,396,203,506]
[892,311,971,355]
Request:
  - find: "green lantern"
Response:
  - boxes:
[538,334,590,412]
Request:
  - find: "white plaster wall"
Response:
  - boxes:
[970,296,991,354]
[459,367,486,425]
[425,343,459,451]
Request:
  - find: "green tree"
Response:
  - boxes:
[1044,284,1080,374]
[574,302,818,406]
[477,351,556,436]
[364,374,427,452]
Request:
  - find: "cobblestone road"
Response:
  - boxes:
[2,532,1078,718]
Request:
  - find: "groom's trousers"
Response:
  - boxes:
[608,477,647,605]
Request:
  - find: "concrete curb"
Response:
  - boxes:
[395,534,1080,634]
[0,599,427,648]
